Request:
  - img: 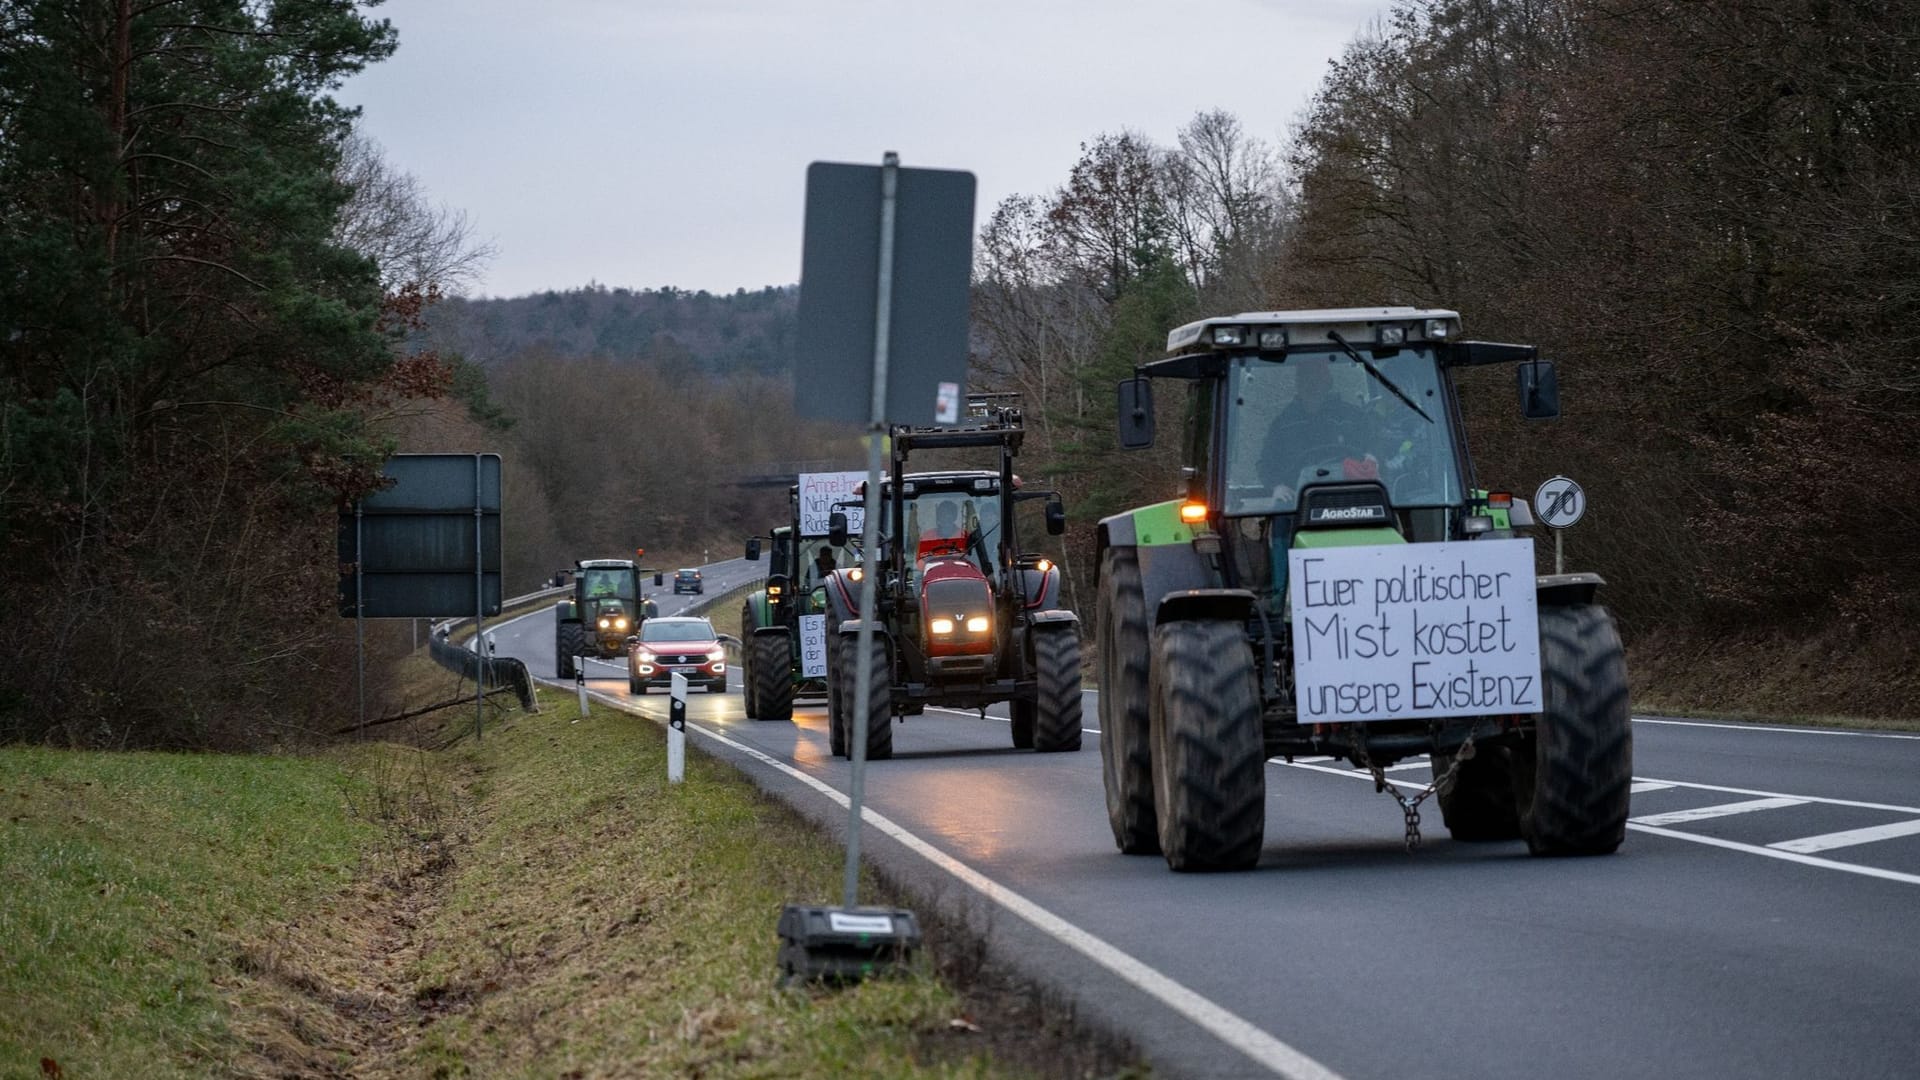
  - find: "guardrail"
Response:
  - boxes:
[426,584,567,711]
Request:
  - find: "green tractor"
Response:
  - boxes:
[554,558,661,679]
[740,484,851,722]
[1099,307,1630,871]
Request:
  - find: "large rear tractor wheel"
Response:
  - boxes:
[1433,747,1521,842]
[556,621,585,679]
[825,624,847,757]
[751,632,794,722]
[740,605,760,716]
[834,631,892,761]
[1033,625,1082,752]
[1515,605,1633,856]
[1097,547,1158,854]
[1149,618,1265,872]
[1009,699,1035,749]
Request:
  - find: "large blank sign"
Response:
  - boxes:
[339,453,502,618]
[795,160,975,426]
[1288,539,1542,722]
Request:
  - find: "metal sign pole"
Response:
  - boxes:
[1555,529,1564,575]
[355,501,366,732]
[844,150,899,912]
[474,453,485,741]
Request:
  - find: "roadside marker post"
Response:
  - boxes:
[668,672,687,784]
[576,660,589,718]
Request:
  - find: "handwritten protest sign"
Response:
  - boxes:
[1288,539,1541,722]
[799,472,865,538]
[799,615,827,678]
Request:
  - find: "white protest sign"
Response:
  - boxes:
[798,614,827,678]
[1289,539,1541,723]
[799,471,865,537]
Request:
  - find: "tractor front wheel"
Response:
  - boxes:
[556,622,585,680]
[1149,618,1265,872]
[751,632,794,722]
[1515,605,1633,856]
[834,631,893,761]
[1097,547,1158,854]
[1032,625,1082,752]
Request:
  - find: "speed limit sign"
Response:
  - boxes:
[1534,476,1585,530]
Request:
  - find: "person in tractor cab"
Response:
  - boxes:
[1259,358,1395,504]
[914,498,993,576]
[813,543,837,583]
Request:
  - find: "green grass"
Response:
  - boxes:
[400,697,1021,1077]
[0,747,375,1078]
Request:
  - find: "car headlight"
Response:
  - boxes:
[706,649,725,662]
[634,650,654,663]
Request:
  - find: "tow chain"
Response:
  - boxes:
[1352,728,1477,852]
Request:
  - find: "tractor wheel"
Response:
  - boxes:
[1032,625,1082,752]
[556,622,585,679]
[826,624,847,757]
[855,632,894,762]
[740,606,760,716]
[1514,605,1633,856]
[629,670,642,695]
[1149,618,1265,872]
[1009,698,1036,749]
[751,632,794,722]
[1097,547,1159,854]
[1433,747,1521,841]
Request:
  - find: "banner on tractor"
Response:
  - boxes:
[799,471,865,537]
[799,615,828,678]
[1288,539,1542,723]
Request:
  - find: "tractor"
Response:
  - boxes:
[740,484,851,722]
[818,395,1078,761]
[554,558,661,678]
[1098,308,1631,871]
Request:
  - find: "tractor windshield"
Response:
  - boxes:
[1221,348,1463,515]
[581,568,637,601]
[903,490,1000,573]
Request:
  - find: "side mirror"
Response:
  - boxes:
[653,572,665,586]
[1117,377,1155,450]
[745,537,761,561]
[1045,498,1067,536]
[1517,359,1561,420]
[828,511,848,548]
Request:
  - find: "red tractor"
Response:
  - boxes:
[818,396,1079,760]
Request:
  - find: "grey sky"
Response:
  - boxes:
[337,0,1393,299]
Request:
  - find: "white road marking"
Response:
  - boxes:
[925,704,1103,735]
[1633,717,1920,740]
[1630,781,1676,795]
[1628,824,1920,887]
[569,681,1343,1080]
[1631,778,1920,816]
[1629,797,1807,827]
[1769,819,1920,855]
[1383,759,1432,772]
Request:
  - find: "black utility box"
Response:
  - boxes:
[777,904,922,984]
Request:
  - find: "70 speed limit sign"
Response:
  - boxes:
[1533,476,1585,530]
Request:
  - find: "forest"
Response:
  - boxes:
[2,0,1914,749]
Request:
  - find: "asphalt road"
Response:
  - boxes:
[483,560,1920,1079]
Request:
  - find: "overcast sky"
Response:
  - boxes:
[336,0,1394,299]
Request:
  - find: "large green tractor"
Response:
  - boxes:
[554,558,661,679]
[740,485,850,722]
[1099,308,1630,871]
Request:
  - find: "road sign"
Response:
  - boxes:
[339,453,503,618]
[794,160,976,426]
[1534,475,1585,530]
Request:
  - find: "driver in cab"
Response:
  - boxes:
[914,499,993,575]
[1259,359,1386,504]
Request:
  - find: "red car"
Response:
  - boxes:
[628,616,727,694]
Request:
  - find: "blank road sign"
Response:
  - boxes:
[795,160,976,426]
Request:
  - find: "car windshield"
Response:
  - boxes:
[582,568,636,600]
[1222,348,1462,515]
[640,620,716,643]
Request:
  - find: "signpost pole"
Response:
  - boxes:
[844,151,899,912]
[1555,529,1565,575]
[474,453,485,741]
[355,501,366,733]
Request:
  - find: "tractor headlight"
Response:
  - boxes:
[930,617,955,635]
[1425,318,1451,341]
[598,617,612,629]
[965,615,990,633]
[1377,324,1407,346]
[614,617,629,631]
[1210,325,1245,346]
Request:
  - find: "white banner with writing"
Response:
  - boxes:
[1289,539,1541,722]
[799,471,865,538]
[798,614,827,678]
